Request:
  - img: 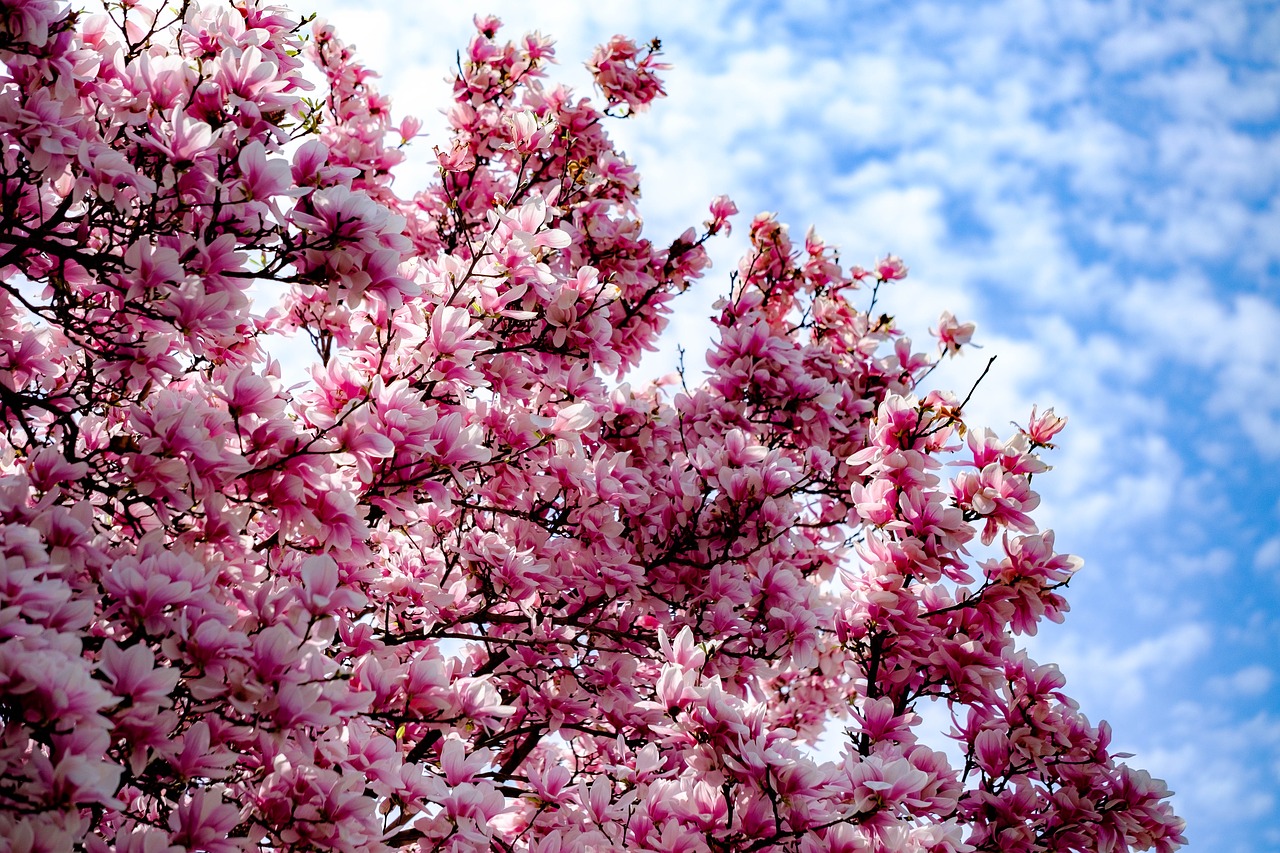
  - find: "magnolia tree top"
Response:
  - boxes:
[0,2,1184,851]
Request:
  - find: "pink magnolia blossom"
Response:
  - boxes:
[1023,404,1069,447]
[875,253,909,280]
[706,194,739,235]
[587,34,670,115]
[932,310,977,355]
[0,5,1182,853]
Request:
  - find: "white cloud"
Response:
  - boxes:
[1114,276,1280,458]
[1207,665,1275,699]
[1256,537,1280,571]
[1029,622,1210,709]
[1167,547,1234,579]
[1138,704,1280,848]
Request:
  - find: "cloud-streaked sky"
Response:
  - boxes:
[301,2,1280,849]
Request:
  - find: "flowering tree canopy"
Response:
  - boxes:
[0,2,1186,851]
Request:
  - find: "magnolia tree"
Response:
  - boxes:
[0,2,1185,851]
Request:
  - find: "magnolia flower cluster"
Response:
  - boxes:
[0,2,1183,852]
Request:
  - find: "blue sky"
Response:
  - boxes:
[302,1,1280,849]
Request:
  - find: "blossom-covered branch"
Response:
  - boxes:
[0,3,1183,852]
